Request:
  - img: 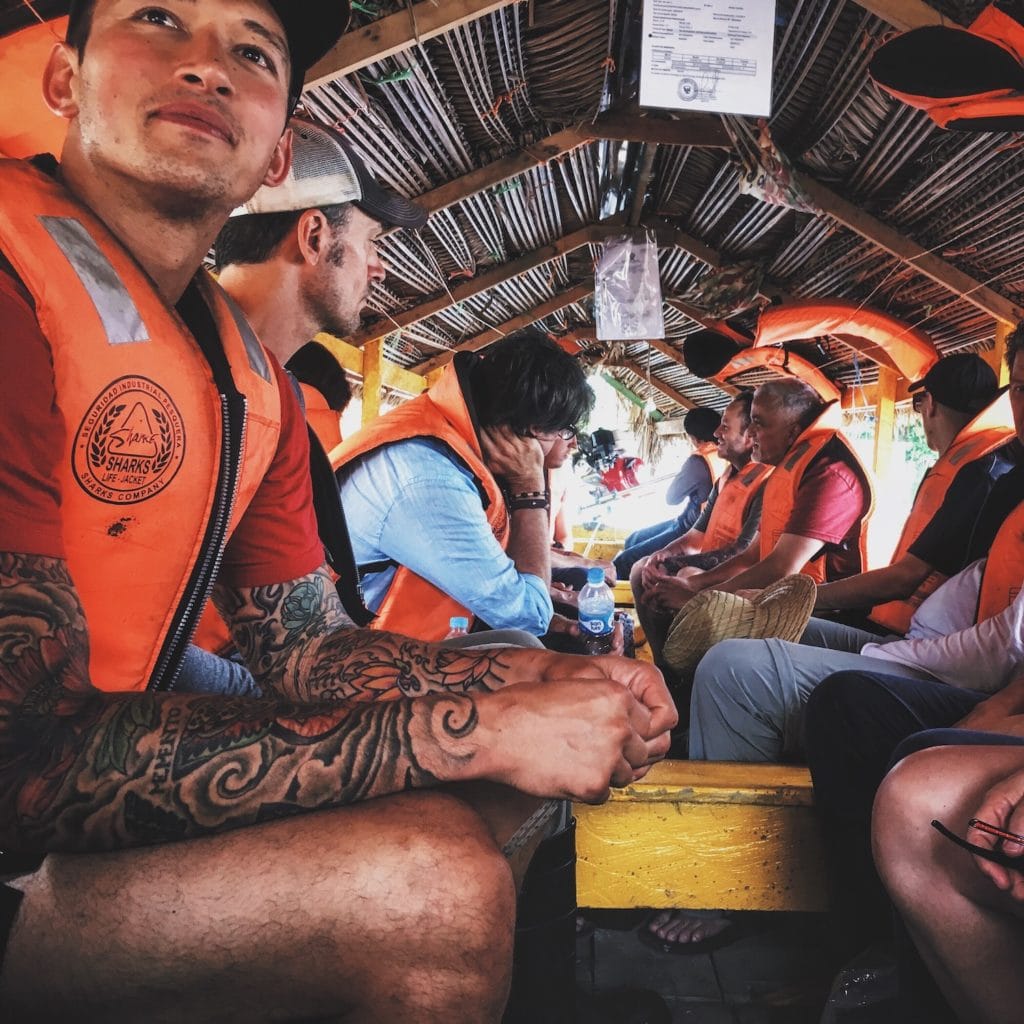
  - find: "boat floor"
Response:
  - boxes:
[576,911,838,1023]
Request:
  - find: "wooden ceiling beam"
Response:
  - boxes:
[413,281,595,374]
[306,0,521,87]
[406,113,727,226]
[354,223,618,347]
[619,360,696,410]
[850,1,945,31]
[795,171,1024,326]
[590,110,730,148]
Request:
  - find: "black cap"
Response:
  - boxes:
[683,407,722,443]
[232,118,428,230]
[66,1,351,109]
[908,353,999,416]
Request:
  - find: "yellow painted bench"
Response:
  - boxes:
[574,760,828,913]
[572,527,627,564]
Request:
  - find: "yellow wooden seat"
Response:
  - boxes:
[575,760,828,913]
[612,580,634,607]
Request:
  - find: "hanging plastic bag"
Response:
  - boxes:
[595,231,665,341]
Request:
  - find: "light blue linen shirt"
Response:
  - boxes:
[337,437,553,635]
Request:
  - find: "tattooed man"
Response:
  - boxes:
[0,1,676,1021]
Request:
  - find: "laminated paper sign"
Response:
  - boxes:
[595,233,665,341]
[640,0,776,117]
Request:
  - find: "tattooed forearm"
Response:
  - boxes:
[664,541,750,574]
[0,554,492,854]
[215,565,514,704]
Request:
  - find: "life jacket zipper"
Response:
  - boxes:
[147,393,246,692]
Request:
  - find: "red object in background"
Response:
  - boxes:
[600,456,643,492]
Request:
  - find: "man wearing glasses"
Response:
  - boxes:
[334,329,594,642]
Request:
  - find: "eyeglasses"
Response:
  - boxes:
[912,391,928,411]
[528,426,578,441]
[931,818,1024,870]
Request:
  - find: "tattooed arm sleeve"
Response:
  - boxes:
[212,564,516,704]
[0,554,494,853]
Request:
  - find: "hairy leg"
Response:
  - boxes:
[874,745,1024,1024]
[0,791,516,1024]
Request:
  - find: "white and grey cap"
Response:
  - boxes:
[231,118,427,229]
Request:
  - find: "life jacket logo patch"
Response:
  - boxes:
[73,376,185,504]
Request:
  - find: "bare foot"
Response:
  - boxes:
[645,909,731,947]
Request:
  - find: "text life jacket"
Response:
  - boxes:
[759,404,874,584]
[699,460,773,553]
[329,354,510,642]
[870,392,1015,634]
[0,158,282,692]
[977,497,1024,622]
[870,5,1024,133]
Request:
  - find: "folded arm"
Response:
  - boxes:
[0,555,676,853]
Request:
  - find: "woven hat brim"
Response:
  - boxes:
[662,573,817,675]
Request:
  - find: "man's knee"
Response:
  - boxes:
[805,671,862,742]
[629,559,646,601]
[388,792,516,928]
[692,639,760,699]
[872,748,950,890]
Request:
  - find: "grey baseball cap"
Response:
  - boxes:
[231,118,428,229]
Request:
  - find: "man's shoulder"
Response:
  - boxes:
[346,435,477,488]
[805,437,863,485]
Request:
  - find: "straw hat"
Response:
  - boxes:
[662,574,817,676]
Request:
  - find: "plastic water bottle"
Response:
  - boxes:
[578,567,615,655]
[444,615,469,640]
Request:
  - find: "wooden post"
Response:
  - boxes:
[985,322,1012,387]
[361,339,383,426]
[873,367,898,480]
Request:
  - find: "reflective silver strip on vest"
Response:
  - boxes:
[220,287,271,382]
[39,216,149,344]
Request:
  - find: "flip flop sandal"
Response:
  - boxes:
[636,909,740,956]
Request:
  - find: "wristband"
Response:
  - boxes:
[508,496,550,511]
[508,489,547,500]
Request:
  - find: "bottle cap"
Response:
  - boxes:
[586,567,605,584]
[449,616,469,629]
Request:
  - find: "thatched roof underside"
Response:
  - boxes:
[292,0,1024,416]
[7,0,1017,415]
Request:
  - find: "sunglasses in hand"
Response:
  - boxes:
[931,818,1024,871]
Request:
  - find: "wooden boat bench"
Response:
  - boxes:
[574,760,829,913]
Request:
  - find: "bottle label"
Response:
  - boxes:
[580,614,614,637]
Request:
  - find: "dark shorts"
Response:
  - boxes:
[0,883,23,960]
[0,851,45,978]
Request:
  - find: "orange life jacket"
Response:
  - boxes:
[699,460,773,553]
[694,447,727,487]
[870,6,1024,133]
[977,498,1024,623]
[300,382,344,452]
[329,358,510,642]
[755,301,939,383]
[0,158,282,692]
[870,392,1015,634]
[759,405,874,584]
[717,345,841,403]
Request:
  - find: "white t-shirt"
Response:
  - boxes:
[861,559,1024,692]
